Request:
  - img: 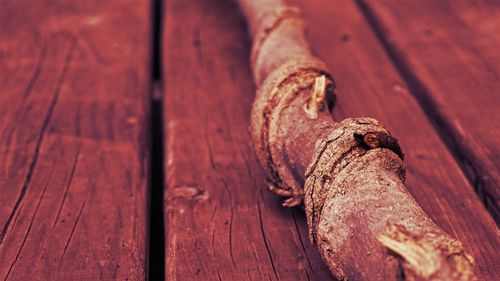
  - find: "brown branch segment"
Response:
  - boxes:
[237,0,477,279]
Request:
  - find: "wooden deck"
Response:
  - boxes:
[0,0,499,280]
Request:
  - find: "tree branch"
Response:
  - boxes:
[236,0,477,279]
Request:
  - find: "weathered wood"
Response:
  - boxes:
[0,1,150,280]
[288,0,500,279]
[238,0,477,278]
[164,0,500,280]
[359,0,500,221]
[163,0,333,280]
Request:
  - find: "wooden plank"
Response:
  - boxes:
[163,0,500,280]
[0,1,150,280]
[288,0,500,279]
[162,0,333,280]
[359,0,500,220]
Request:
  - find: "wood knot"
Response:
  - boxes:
[169,185,209,203]
[363,133,380,148]
[355,131,404,160]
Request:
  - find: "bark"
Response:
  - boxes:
[236,0,477,280]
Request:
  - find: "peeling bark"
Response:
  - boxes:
[236,0,477,280]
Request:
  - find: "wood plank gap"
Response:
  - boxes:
[151,0,164,82]
[355,0,498,222]
[148,0,165,278]
[148,84,166,280]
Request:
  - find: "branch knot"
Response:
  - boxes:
[304,117,405,244]
[251,58,335,207]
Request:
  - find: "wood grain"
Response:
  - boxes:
[289,0,500,279]
[163,0,499,280]
[0,1,150,280]
[162,0,333,280]
[359,0,500,221]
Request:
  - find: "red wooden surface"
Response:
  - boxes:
[360,0,500,221]
[0,1,151,280]
[163,0,499,280]
[1,0,499,280]
[163,0,332,279]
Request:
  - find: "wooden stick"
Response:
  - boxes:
[237,0,477,279]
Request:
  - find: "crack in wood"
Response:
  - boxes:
[0,37,76,244]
